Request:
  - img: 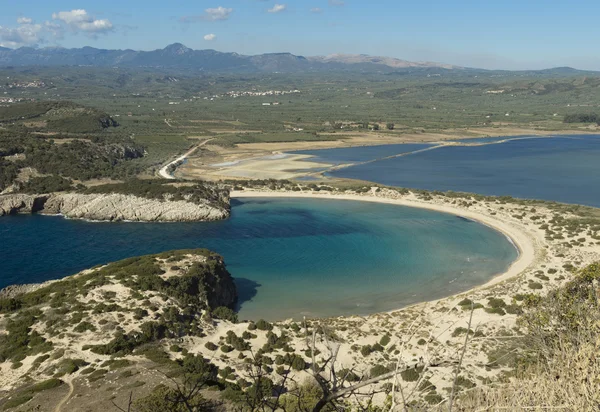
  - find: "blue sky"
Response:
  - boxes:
[1,0,600,70]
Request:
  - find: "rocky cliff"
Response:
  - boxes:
[0,192,230,222]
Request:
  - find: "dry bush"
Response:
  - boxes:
[454,263,600,411]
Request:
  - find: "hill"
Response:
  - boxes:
[0,101,118,133]
[0,43,461,73]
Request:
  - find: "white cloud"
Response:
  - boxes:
[0,18,43,48]
[268,4,287,13]
[180,7,233,23]
[52,9,113,33]
[310,7,323,13]
[204,7,233,21]
[329,0,345,6]
[204,33,217,41]
[44,21,65,40]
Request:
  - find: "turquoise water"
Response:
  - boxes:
[324,135,600,207]
[0,198,517,320]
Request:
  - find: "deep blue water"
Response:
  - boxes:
[0,198,517,320]
[326,135,600,207]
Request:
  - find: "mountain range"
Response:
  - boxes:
[0,43,461,73]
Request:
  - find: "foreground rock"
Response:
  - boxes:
[0,192,230,222]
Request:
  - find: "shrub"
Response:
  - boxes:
[255,319,273,331]
[379,334,391,346]
[484,307,506,316]
[401,366,422,382]
[528,282,543,290]
[291,355,306,371]
[74,321,97,333]
[370,364,390,378]
[339,368,360,382]
[212,306,238,323]
[452,327,473,337]
[424,392,443,405]
[487,298,506,308]
[360,345,373,357]
[457,298,473,306]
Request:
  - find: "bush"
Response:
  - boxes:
[370,364,390,378]
[379,334,391,346]
[457,298,473,306]
[339,368,360,382]
[212,306,238,323]
[487,298,506,308]
[73,321,96,333]
[291,355,307,371]
[400,366,422,382]
[255,319,273,331]
[484,307,506,316]
[360,345,373,357]
[528,282,543,290]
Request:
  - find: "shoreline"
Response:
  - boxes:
[231,189,536,306]
[184,131,600,181]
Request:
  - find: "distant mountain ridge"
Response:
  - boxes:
[0,43,461,73]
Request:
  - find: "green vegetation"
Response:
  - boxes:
[563,113,599,124]
[17,175,74,194]
[81,179,228,208]
[2,378,63,410]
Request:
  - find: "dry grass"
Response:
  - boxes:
[453,263,600,412]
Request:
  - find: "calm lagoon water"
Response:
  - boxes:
[326,135,600,207]
[292,143,432,165]
[0,198,517,320]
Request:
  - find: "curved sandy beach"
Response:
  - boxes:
[231,190,537,295]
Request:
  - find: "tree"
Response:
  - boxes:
[371,123,380,131]
[386,123,395,130]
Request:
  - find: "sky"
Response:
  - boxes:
[1,0,600,70]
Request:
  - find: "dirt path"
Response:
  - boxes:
[158,138,214,179]
[54,378,74,412]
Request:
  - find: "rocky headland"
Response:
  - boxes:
[0,191,230,222]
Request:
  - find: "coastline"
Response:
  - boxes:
[231,190,535,294]
[2,186,599,407]
[181,130,600,181]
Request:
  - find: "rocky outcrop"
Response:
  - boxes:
[0,283,44,299]
[0,193,49,216]
[0,192,230,222]
[201,254,238,309]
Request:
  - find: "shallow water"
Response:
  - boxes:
[0,198,517,320]
[322,135,600,207]
[292,143,432,165]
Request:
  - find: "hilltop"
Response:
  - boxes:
[0,44,465,73]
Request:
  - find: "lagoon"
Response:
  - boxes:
[0,197,517,320]
[319,135,600,207]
